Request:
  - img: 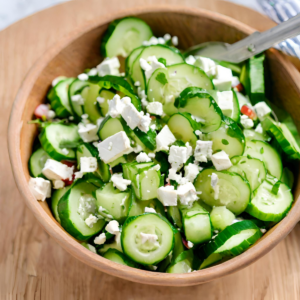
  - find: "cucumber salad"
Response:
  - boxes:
[28,17,299,273]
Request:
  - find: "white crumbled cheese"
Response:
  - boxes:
[97,57,120,76]
[47,110,56,119]
[177,182,198,206]
[145,207,156,213]
[136,152,151,163]
[138,113,151,133]
[94,233,106,245]
[134,81,141,86]
[231,76,240,87]
[87,244,97,253]
[260,228,267,234]
[157,185,177,206]
[150,124,156,130]
[156,125,176,151]
[105,220,120,235]
[97,117,104,128]
[211,173,220,199]
[28,177,51,201]
[132,143,143,154]
[168,145,190,170]
[108,94,126,118]
[97,131,133,163]
[140,232,159,245]
[111,173,131,191]
[215,65,233,80]
[255,123,263,134]
[78,73,89,81]
[52,76,65,87]
[85,214,98,228]
[254,102,272,121]
[121,102,142,129]
[151,164,160,171]
[184,163,200,182]
[148,153,155,159]
[96,96,106,104]
[146,102,163,116]
[187,241,194,248]
[194,140,213,163]
[185,142,193,158]
[78,194,97,219]
[191,115,205,123]
[172,36,178,46]
[168,168,188,185]
[71,94,85,105]
[194,56,216,76]
[88,68,98,76]
[185,55,196,65]
[211,150,232,171]
[164,33,171,41]
[213,79,232,91]
[140,56,166,80]
[240,115,254,129]
[61,148,69,155]
[216,91,234,115]
[80,157,98,173]
[69,116,74,121]
[143,36,159,46]
[74,171,84,179]
[42,159,74,180]
[82,114,89,119]
[52,180,65,189]
[195,130,202,137]
[78,122,98,142]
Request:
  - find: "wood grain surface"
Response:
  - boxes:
[1,0,300,298]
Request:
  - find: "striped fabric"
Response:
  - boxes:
[258,0,300,58]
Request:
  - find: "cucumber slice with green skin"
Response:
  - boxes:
[131,45,184,90]
[84,173,104,188]
[68,78,89,120]
[76,143,111,183]
[29,147,50,177]
[229,155,267,191]
[121,213,176,265]
[204,117,245,158]
[210,206,235,231]
[103,249,141,268]
[125,46,144,76]
[100,17,153,58]
[82,83,102,123]
[147,64,214,116]
[281,167,294,189]
[95,182,131,224]
[166,250,194,273]
[47,78,74,117]
[58,178,105,241]
[98,116,124,141]
[179,202,212,245]
[97,89,115,117]
[246,178,293,222]
[167,112,200,147]
[51,186,71,223]
[194,168,251,215]
[98,235,123,255]
[175,87,223,133]
[243,129,271,142]
[199,253,223,269]
[243,140,283,179]
[167,206,183,229]
[262,116,300,160]
[198,220,262,258]
[39,123,80,161]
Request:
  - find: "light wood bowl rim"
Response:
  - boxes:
[8,5,300,286]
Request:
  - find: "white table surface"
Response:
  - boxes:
[0,0,264,31]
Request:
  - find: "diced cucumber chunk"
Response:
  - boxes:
[210,206,235,231]
[97,89,115,117]
[243,140,283,179]
[103,249,140,268]
[101,17,153,58]
[194,168,251,215]
[29,147,50,177]
[51,186,71,223]
[167,206,182,229]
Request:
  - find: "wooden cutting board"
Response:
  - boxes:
[1,0,300,299]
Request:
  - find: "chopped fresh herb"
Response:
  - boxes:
[239,160,246,164]
[260,147,264,154]
[247,154,253,159]
[222,139,229,145]
[158,57,167,67]
[156,72,168,85]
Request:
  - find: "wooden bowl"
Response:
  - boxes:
[8,5,300,286]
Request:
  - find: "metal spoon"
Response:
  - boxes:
[185,14,300,63]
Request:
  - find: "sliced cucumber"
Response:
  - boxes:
[97,89,115,117]
[243,128,271,142]
[243,140,283,179]
[199,253,223,269]
[204,117,245,158]
[101,17,153,57]
[103,249,140,268]
[194,168,251,215]
[210,206,235,231]
[47,78,74,117]
[58,178,105,241]
[98,116,125,141]
[229,155,266,191]
[175,87,223,133]
[262,116,300,160]
[95,182,131,223]
[167,113,199,147]
[121,213,175,265]
[29,147,50,177]
[125,46,144,76]
[39,123,80,161]
[166,250,194,274]
[281,167,294,189]
[98,235,123,255]
[51,186,71,223]
[167,206,183,229]
[246,177,293,222]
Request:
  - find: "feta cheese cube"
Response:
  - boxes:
[156,125,176,151]
[216,91,234,116]
[121,103,142,129]
[185,55,196,65]
[140,232,159,245]
[145,207,156,213]
[28,177,51,201]
[74,171,84,179]
[255,123,263,134]
[168,168,189,185]
[240,115,254,129]
[42,159,74,180]
[215,65,233,80]
[97,131,133,163]
[140,56,165,80]
[71,94,85,105]
[211,150,232,171]
[164,33,171,41]
[78,73,88,81]
[105,220,120,235]
[177,182,198,206]
[168,146,190,170]
[194,140,213,163]
[146,102,163,116]
[254,102,272,121]
[97,57,120,77]
[157,185,177,206]
[108,94,128,118]
[184,163,200,182]
[85,214,98,228]
[52,179,65,189]
[94,233,106,245]
[80,157,98,173]
[213,79,232,91]
[194,57,216,76]
[187,241,194,248]
[136,152,151,163]
[138,113,151,133]
[78,122,98,143]
[111,173,131,191]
